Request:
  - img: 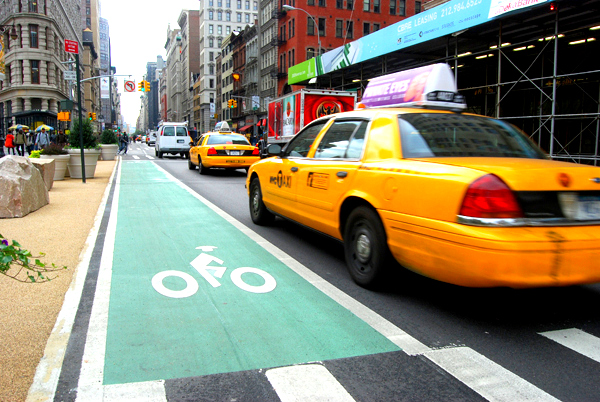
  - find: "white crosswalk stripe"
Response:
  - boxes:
[540,328,600,364]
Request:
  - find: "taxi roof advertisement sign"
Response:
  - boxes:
[288,0,550,85]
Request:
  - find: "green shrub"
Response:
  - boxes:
[40,143,68,155]
[29,150,42,158]
[100,129,118,144]
[68,119,97,149]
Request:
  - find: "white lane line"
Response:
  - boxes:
[146,155,155,160]
[132,155,140,159]
[102,380,167,401]
[26,160,119,402]
[424,347,560,402]
[266,364,355,402]
[75,161,123,401]
[540,328,600,364]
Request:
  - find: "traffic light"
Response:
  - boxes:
[138,81,144,91]
[88,112,93,120]
[144,80,151,92]
[232,99,238,108]
[92,112,97,121]
[227,99,233,108]
[232,73,241,81]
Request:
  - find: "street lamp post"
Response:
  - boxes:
[282,5,321,57]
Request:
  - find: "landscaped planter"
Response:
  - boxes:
[40,154,70,181]
[99,143,119,161]
[67,148,101,179]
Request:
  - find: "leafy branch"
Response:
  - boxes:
[0,234,67,283]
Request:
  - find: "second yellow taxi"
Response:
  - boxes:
[247,64,600,289]
[189,121,261,174]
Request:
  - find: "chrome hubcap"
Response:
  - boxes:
[356,233,371,263]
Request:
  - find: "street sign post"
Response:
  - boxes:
[64,71,76,81]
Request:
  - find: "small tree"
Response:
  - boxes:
[68,119,97,149]
[100,128,118,144]
[1,234,67,283]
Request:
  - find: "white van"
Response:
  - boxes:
[155,122,190,158]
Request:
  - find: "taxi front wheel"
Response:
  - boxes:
[344,207,391,288]
[250,178,275,225]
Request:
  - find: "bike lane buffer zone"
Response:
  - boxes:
[104,161,401,385]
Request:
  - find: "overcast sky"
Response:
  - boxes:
[100,0,199,128]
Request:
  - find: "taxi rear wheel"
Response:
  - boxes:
[250,178,274,225]
[198,158,209,175]
[344,206,391,287]
[187,158,195,170]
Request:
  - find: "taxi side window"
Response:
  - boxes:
[283,121,327,158]
[314,120,367,159]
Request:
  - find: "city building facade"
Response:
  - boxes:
[0,0,82,133]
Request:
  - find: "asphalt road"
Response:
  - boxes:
[94,142,600,401]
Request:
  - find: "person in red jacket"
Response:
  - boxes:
[5,130,16,155]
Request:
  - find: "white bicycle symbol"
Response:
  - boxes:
[151,246,277,298]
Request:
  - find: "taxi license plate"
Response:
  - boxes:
[230,150,240,156]
[577,196,600,220]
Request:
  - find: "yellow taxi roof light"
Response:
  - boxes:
[214,121,232,133]
[360,63,467,111]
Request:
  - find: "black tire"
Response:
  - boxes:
[343,206,391,287]
[198,158,209,175]
[158,150,163,158]
[154,148,158,156]
[187,158,195,170]
[249,178,274,225]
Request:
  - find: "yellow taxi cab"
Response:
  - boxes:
[247,63,600,289]
[188,121,261,174]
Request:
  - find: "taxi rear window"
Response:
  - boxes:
[207,135,250,145]
[399,114,546,159]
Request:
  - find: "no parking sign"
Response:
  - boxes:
[124,80,135,92]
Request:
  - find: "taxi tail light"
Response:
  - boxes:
[207,147,217,155]
[252,147,260,156]
[459,174,523,219]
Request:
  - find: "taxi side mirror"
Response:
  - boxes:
[266,144,282,157]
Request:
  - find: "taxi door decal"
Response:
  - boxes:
[307,172,329,190]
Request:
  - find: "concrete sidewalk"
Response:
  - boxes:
[0,159,117,401]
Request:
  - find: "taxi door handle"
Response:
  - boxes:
[291,167,299,172]
[337,171,348,178]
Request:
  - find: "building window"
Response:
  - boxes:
[209,11,214,19]
[336,0,342,8]
[346,21,353,39]
[307,17,315,36]
[373,23,380,31]
[245,13,250,23]
[318,18,325,36]
[209,25,214,34]
[254,1,258,10]
[415,1,421,13]
[31,60,40,84]
[226,26,231,34]
[373,0,380,13]
[218,38,222,47]
[318,0,325,6]
[363,22,369,36]
[218,11,222,20]
[227,0,231,6]
[308,0,314,5]
[363,0,370,11]
[237,0,242,8]
[209,65,214,74]
[336,20,343,38]
[237,13,242,22]
[245,0,250,9]
[210,79,214,88]
[399,0,405,15]
[218,25,222,35]
[347,0,354,9]
[390,0,396,14]
[209,0,214,5]
[29,25,38,48]
[29,0,38,12]
[291,49,295,66]
[86,18,91,28]
[209,38,214,47]
[226,12,231,21]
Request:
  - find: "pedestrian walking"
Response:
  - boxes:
[35,127,51,150]
[50,130,57,145]
[58,130,66,146]
[26,131,35,155]
[119,132,129,155]
[5,130,16,155]
[14,129,26,156]
[0,131,5,158]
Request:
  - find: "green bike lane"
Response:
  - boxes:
[103,160,401,385]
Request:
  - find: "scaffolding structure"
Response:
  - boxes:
[310,0,600,165]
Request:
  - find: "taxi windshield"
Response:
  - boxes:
[399,114,546,159]
[206,135,250,145]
